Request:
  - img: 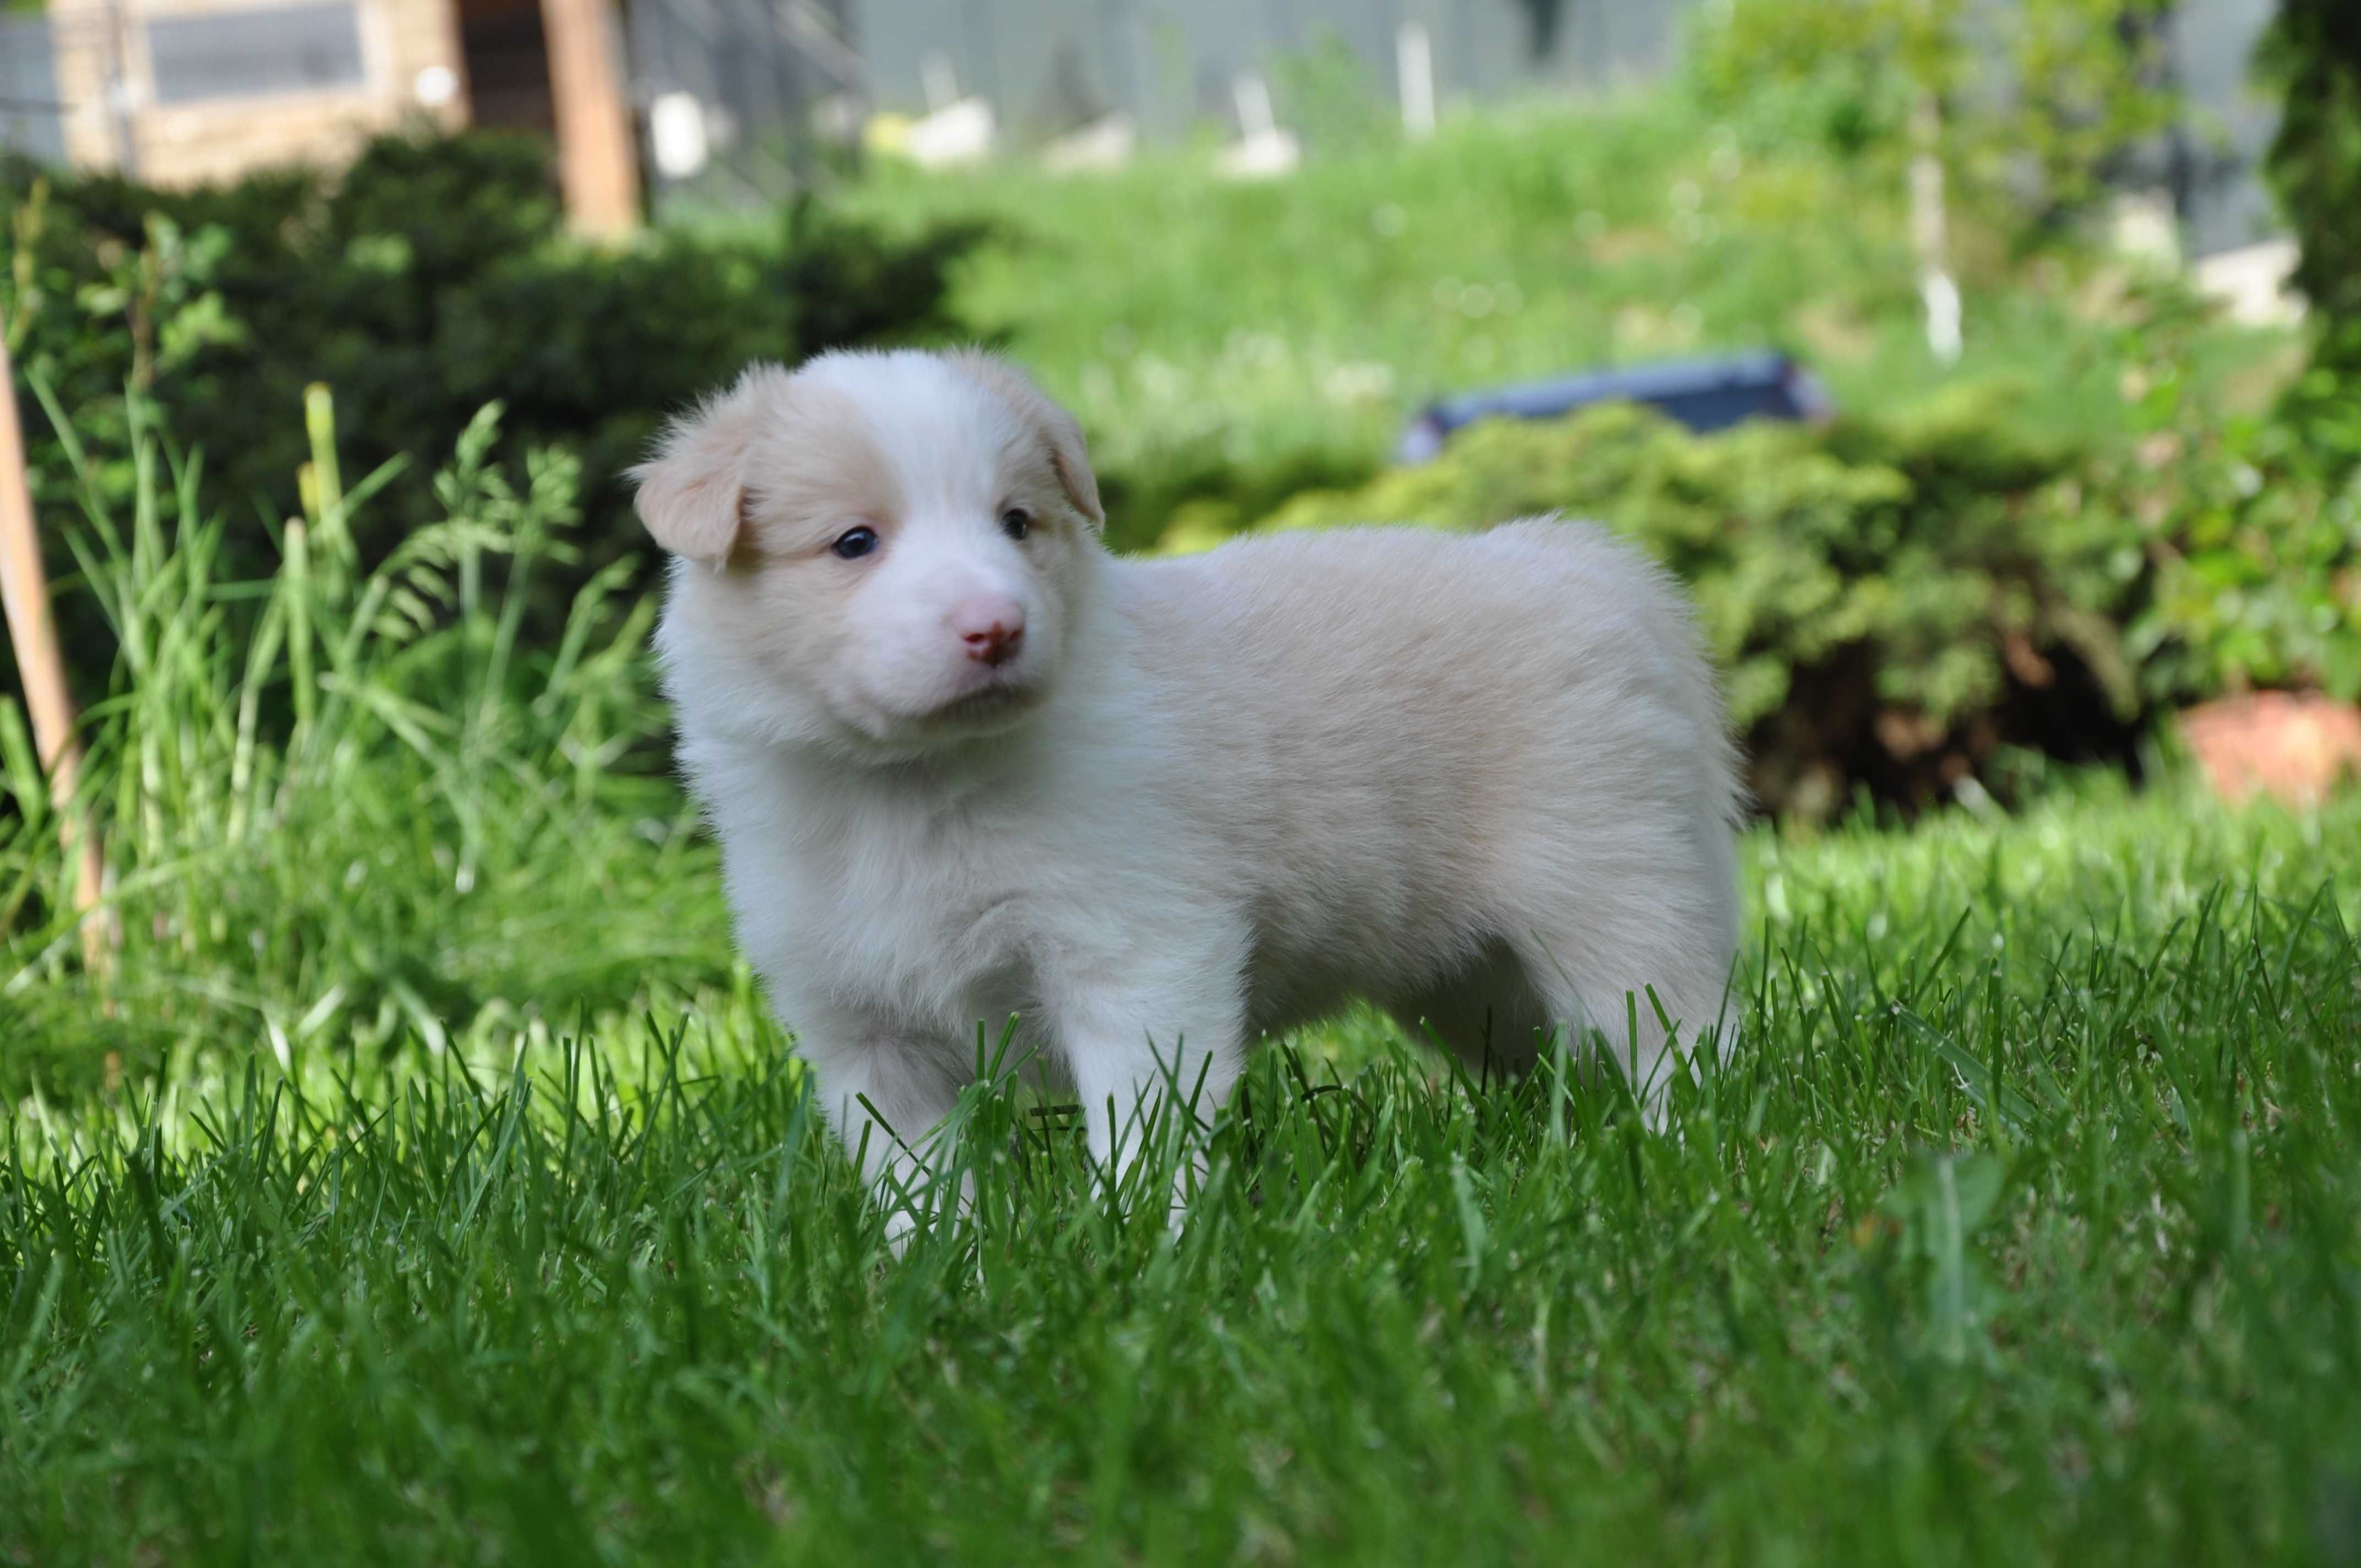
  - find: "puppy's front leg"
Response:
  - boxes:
[1051,955,1247,1219]
[790,1010,971,1250]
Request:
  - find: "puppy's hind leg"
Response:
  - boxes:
[1508,909,1737,1130]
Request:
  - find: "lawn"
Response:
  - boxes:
[3,777,2358,1564]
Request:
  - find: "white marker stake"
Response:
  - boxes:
[1233,70,1275,139]
[1397,23,1435,140]
[920,52,959,116]
[1909,92,1962,364]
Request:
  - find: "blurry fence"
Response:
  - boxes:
[628,0,1699,209]
[629,0,863,207]
[852,0,1694,141]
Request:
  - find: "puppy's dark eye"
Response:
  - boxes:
[999,507,1032,542]
[831,526,880,560]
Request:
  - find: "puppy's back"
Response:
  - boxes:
[1100,520,1742,1026]
[1117,519,1736,819]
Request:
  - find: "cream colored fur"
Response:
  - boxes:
[635,349,1744,1229]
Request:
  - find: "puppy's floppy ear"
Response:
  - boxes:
[630,365,785,563]
[951,350,1105,530]
[1039,395,1104,530]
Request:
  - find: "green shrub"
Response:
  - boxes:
[1250,325,2361,817]
[1252,390,2146,816]
[2106,380,2361,706]
[1690,0,2180,237]
[1,129,981,679]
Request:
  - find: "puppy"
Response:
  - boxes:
[635,350,1743,1226]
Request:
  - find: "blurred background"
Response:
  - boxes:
[0,0,2356,1080]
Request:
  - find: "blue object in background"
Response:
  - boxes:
[1394,350,1835,464]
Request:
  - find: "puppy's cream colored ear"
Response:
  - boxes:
[951,351,1105,530]
[1040,397,1103,530]
[631,367,782,563]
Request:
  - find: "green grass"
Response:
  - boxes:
[4,785,2360,1564]
[0,392,729,1098]
[836,92,2293,549]
[3,393,2359,1564]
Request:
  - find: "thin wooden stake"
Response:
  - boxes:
[0,333,111,967]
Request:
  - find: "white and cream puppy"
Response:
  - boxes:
[634,349,1744,1225]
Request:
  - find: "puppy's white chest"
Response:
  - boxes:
[830,836,1031,971]
[722,776,1043,1030]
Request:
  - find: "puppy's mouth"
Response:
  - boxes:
[836,664,1052,754]
[929,670,1047,722]
[858,666,1047,738]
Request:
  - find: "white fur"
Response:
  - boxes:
[637,350,1744,1227]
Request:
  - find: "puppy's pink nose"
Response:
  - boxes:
[951,598,1025,667]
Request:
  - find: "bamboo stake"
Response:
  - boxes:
[0,332,111,967]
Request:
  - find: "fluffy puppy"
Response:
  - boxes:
[635,349,1743,1223]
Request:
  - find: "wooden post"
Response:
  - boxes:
[0,334,109,960]
[540,0,643,238]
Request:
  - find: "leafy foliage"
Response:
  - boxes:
[1690,0,2181,234]
[1248,281,2361,815]
[2039,287,2361,709]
